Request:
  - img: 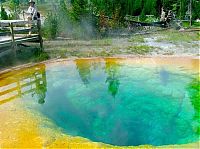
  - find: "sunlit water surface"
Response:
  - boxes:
[0,58,199,146]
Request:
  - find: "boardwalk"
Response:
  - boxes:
[0,20,43,56]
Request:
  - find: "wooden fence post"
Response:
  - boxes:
[37,20,43,50]
[189,0,192,27]
[9,22,16,56]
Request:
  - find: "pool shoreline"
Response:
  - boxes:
[0,55,199,74]
[0,56,199,148]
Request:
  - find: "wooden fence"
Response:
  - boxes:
[0,20,43,55]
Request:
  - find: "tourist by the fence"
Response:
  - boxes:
[26,0,39,21]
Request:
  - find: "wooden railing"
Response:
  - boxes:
[0,20,43,54]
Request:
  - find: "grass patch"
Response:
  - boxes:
[127,45,152,55]
[156,30,199,43]
[128,35,145,43]
[182,21,200,28]
[91,38,113,46]
[47,48,114,58]
[32,51,50,62]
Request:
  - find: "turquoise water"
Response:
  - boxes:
[15,58,200,146]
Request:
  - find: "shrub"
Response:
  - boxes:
[140,9,146,22]
[43,13,58,39]
[0,6,8,20]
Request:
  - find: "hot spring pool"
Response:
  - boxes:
[0,57,199,147]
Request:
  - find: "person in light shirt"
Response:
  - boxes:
[27,0,38,20]
[25,0,41,35]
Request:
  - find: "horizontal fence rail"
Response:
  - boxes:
[0,20,43,55]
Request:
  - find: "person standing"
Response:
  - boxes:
[26,0,40,35]
[27,0,38,21]
[160,7,166,22]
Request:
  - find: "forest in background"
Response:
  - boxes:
[1,0,200,19]
[0,0,200,39]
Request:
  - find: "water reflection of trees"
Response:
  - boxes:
[75,59,92,86]
[75,58,121,97]
[33,70,47,104]
[105,59,120,98]
[188,77,200,135]
[0,64,47,105]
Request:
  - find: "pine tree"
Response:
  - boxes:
[134,0,142,15]
[71,0,88,21]
[192,0,200,20]
[140,9,146,21]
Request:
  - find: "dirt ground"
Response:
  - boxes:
[0,29,199,70]
[44,30,200,58]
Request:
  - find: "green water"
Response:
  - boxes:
[6,58,200,146]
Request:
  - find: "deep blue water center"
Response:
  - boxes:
[24,58,199,146]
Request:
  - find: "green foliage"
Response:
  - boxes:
[127,45,152,55]
[33,0,200,39]
[143,0,157,16]
[182,21,200,27]
[2,0,200,20]
[71,0,88,21]
[178,0,187,19]
[42,0,98,39]
[187,77,200,135]
[156,30,199,43]
[9,0,19,11]
[133,0,142,15]
[43,13,58,39]
[145,16,158,23]
[192,0,200,20]
[140,9,146,21]
[128,35,145,43]
[2,0,21,19]
[0,6,8,20]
